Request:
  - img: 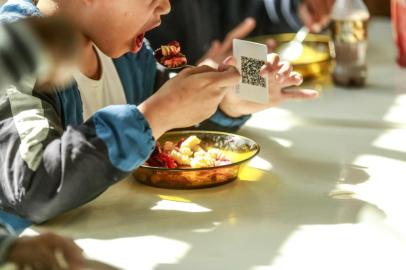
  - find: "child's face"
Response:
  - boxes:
[76,0,170,58]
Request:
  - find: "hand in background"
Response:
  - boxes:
[299,0,336,32]
[198,18,276,67]
[6,233,85,270]
[219,55,319,118]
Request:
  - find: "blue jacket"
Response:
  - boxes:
[0,0,249,228]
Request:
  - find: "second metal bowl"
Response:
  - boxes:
[250,33,333,79]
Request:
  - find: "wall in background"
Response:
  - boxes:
[364,0,391,17]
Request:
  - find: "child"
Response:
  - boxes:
[0,0,318,227]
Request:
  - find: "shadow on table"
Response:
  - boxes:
[33,124,387,270]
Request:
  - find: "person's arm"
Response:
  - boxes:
[118,42,249,133]
[297,0,335,32]
[199,52,320,132]
[1,51,243,225]
[0,85,155,224]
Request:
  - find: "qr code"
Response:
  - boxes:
[241,56,266,88]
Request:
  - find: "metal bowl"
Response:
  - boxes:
[250,33,333,79]
[133,131,260,189]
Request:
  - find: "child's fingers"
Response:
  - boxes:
[221,56,236,68]
[261,53,282,77]
[277,61,293,78]
[262,61,293,83]
[260,61,279,77]
[183,65,216,75]
[205,65,241,88]
[267,53,280,70]
[282,77,303,88]
[281,88,319,100]
[283,72,303,87]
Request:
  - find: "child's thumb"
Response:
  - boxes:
[220,56,236,69]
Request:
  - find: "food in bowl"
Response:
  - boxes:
[134,131,260,189]
[154,41,188,68]
[146,135,232,169]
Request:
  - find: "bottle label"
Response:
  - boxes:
[332,20,368,43]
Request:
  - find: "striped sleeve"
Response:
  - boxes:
[0,83,155,224]
[263,0,302,31]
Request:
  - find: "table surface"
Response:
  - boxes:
[27,19,406,270]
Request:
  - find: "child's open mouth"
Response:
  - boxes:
[131,33,145,53]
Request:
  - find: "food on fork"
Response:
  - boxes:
[155,41,188,68]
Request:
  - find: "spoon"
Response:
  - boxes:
[278,26,309,62]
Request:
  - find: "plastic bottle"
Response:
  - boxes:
[331,0,370,87]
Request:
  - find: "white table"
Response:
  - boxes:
[27,19,406,270]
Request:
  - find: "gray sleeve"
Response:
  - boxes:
[0,223,17,266]
[0,86,154,224]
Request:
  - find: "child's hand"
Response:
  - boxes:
[6,233,85,270]
[138,65,240,138]
[219,54,319,118]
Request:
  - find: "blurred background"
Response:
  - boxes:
[0,0,392,17]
